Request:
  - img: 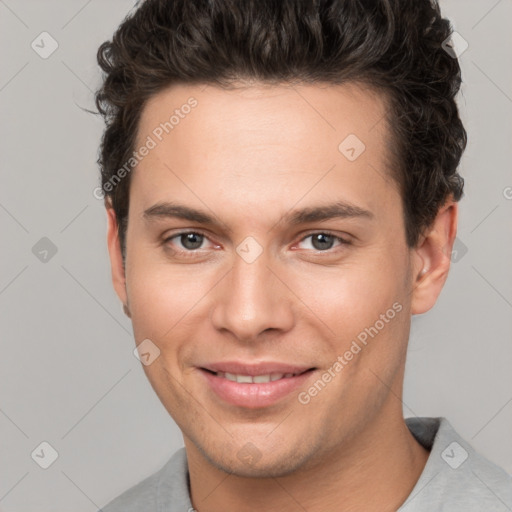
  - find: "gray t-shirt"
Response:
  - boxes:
[101,417,512,511]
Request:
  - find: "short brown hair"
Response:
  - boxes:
[95,0,466,261]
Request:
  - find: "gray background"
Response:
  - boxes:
[1,0,511,510]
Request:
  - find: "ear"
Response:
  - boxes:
[106,204,129,311]
[410,199,458,315]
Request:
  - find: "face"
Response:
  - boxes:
[108,81,436,477]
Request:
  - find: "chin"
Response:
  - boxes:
[193,435,315,478]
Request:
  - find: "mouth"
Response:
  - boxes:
[202,368,311,383]
[198,364,317,408]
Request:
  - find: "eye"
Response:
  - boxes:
[296,232,350,252]
[164,231,214,252]
[162,230,351,257]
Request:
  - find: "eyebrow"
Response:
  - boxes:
[142,200,374,231]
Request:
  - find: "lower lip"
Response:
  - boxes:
[199,369,315,408]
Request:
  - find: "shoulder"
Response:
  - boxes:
[101,447,190,512]
[401,417,512,511]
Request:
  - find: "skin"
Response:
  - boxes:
[106,81,458,511]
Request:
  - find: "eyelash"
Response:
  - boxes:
[162,230,351,257]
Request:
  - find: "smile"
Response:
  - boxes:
[199,365,316,408]
[215,371,301,383]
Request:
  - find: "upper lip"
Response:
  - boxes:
[200,361,315,376]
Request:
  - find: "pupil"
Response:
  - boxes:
[312,233,333,251]
[182,233,203,250]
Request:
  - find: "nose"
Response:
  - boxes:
[210,249,295,343]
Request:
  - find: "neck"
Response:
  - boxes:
[185,398,429,512]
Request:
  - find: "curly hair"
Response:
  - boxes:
[95,0,466,260]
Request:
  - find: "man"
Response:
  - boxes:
[95,0,512,510]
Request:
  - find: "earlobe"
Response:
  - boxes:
[106,205,128,308]
[410,200,458,315]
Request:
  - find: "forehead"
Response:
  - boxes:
[138,81,390,149]
[131,81,400,228]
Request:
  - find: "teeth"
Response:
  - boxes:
[253,375,271,383]
[216,372,295,383]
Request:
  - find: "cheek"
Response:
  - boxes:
[295,250,410,388]
[298,260,401,335]
[128,270,176,340]
[126,259,220,358]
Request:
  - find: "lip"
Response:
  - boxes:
[198,362,316,408]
